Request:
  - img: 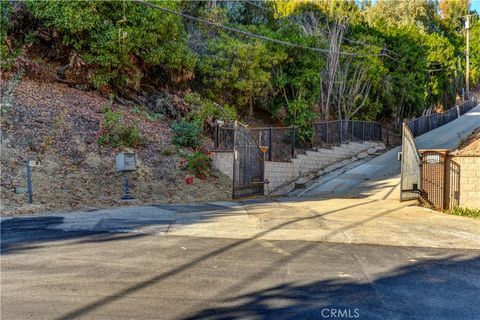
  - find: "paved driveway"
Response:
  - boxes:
[2,198,480,251]
[296,104,480,198]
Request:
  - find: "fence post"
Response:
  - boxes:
[214,123,219,149]
[352,120,355,141]
[362,121,365,142]
[268,127,273,162]
[339,120,343,143]
[387,124,390,146]
[291,126,296,158]
[324,122,328,144]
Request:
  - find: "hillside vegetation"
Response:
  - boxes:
[1,0,479,214]
[2,0,479,127]
[0,74,231,215]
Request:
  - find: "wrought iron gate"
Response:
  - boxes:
[420,150,447,210]
[400,122,421,201]
[233,122,265,199]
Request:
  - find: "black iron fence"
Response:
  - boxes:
[214,120,382,162]
[408,96,477,137]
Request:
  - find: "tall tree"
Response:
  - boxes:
[439,0,470,32]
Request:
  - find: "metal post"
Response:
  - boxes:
[121,172,135,200]
[232,122,237,199]
[352,120,355,141]
[339,120,343,143]
[214,123,218,149]
[268,127,273,161]
[291,126,296,158]
[324,122,328,144]
[26,160,33,204]
[385,126,389,146]
[362,121,365,142]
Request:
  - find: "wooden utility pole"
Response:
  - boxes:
[464,15,472,99]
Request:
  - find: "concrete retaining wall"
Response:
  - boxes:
[446,155,480,209]
[212,141,385,195]
[212,151,233,179]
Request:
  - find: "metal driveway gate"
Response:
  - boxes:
[400,122,421,201]
[233,122,265,199]
[420,150,447,210]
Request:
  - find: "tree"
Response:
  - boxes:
[470,17,480,86]
[26,0,197,91]
[363,0,439,32]
[439,0,470,32]
[199,33,286,116]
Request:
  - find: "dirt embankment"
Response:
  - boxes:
[455,127,480,155]
[0,76,231,216]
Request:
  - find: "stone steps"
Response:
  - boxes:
[290,142,385,178]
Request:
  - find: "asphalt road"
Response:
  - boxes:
[297,104,480,198]
[2,214,480,320]
[2,106,479,320]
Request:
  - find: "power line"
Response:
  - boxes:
[132,0,389,58]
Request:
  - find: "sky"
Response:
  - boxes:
[472,0,480,14]
[364,0,480,14]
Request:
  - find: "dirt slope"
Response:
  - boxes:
[455,127,480,155]
[0,75,231,216]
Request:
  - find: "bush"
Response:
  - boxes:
[170,121,203,149]
[184,152,212,179]
[25,0,197,90]
[97,108,144,148]
[185,92,237,129]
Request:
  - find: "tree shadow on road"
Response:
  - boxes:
[178,255,480,320]
[48,200,428,320]
[0,216,146,254]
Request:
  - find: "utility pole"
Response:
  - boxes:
[464,14,472,99]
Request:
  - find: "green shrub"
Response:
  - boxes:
[162,148,175,157]
[26,0,197,90]
[170,121,203,149]
[185,92,237,128]
[97,108,144,148]
[185,152,212,179]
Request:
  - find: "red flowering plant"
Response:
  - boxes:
[179,159,187,170]
[185,176,194,185]
[179,151,213,182]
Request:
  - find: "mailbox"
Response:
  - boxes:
[28,160,41,167]
[116,152,136,172]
